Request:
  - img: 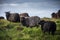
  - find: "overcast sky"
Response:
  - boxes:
[0,0,60,18]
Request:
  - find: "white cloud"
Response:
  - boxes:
[0,3,19,6]
[9,4,19,6]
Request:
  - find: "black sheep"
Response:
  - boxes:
[20,16,40,27]
[5,12,20,22]
[39,20,56,35]
[0,16,4,19]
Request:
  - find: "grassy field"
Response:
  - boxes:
[0,18,60,40]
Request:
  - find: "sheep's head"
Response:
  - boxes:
[39,20,46,25]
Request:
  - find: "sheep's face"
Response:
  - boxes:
[39,20,45,25]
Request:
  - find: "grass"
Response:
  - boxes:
[0,19,60,40]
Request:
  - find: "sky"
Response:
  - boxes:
[0,0,60,18]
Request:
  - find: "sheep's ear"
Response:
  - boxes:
[5,11,11,15]
[5,11,10,13]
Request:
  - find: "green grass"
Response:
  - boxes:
[0,19,60,40]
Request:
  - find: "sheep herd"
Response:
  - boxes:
[0,11,57,35]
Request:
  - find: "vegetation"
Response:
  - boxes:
[0,18,60,40]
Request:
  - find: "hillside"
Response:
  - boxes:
[0,18,60,40]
